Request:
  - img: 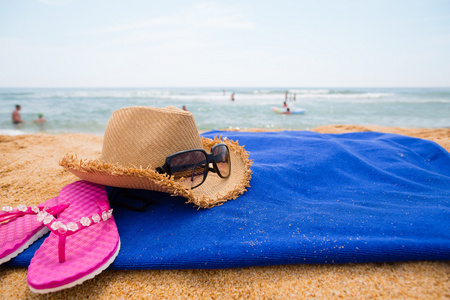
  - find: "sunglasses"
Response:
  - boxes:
[155,143,231,189]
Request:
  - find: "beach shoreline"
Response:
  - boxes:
[1,125,449,299]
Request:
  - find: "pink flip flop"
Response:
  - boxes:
[27,180,120,294]
[0,198,69,265]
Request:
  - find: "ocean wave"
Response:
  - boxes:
[250,89,395,97]
[419,91,450,98]
[0,129,25,136]
[0,91,35,98]
[1,87,449,108]
[0,88,394,99]
[295,92,394,99]
[328,89,366,95]
[251,89,287,94]
[1,86,449,133]
[30,91,171,99]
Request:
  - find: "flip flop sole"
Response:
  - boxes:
[29,239,120,294]
[27,181,120,293]
[0,227,49,265]
[0,197,59,265]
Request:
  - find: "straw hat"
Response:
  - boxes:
[60,106,252,208]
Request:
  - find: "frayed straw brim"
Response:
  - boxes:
[60,136,252,208]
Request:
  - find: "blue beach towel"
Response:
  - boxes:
[7,130,450,269]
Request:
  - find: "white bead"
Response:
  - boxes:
[51,221,62,230]
[80,216,91,226]
[2,206,13,213]
[37,211,47,222]
[43,215,54,225]
[67,222,78,232]
[17,205,28,212]
[92,213,101,223]
[58,224,67,234]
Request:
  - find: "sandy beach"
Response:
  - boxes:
[0,125,449,299]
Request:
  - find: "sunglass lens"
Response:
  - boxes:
[169,151,207,188]
[213,145,230,177]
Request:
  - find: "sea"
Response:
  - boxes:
[1,87,449,135]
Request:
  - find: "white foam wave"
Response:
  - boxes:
[289,89,331,94]
[0,129,25,136]
[16,89,382,99]
[26,90,172,99]
[295,92,394,99]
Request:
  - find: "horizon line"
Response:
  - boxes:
[1,86,449,89]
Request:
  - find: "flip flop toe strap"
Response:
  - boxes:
[40,204,114,263]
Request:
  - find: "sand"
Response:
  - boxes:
[0,125,449,299]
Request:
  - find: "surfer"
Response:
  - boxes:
[231,92,235,101]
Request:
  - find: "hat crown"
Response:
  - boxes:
[100,106,203,168]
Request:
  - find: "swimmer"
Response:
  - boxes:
[12,105,24,125]
[32,113,47,125]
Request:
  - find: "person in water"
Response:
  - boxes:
[12,105,24,125]
[283,108,292,115]
[282,101,288,108]
[231,92,235,101]
[32,113,47,125]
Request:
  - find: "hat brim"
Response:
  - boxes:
[59,136,252,208]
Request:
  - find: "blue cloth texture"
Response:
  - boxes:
[6,130,450,269]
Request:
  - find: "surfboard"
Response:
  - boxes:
[271,107,306,115]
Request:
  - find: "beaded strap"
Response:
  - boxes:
[0,203,69,224]
[37,199,113,263]
[38,209,113,234]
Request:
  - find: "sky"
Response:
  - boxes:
[0,0,449,88]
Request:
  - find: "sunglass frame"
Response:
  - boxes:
[156,143,231,189]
